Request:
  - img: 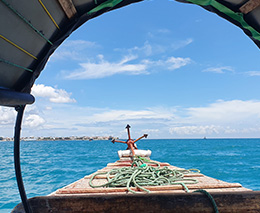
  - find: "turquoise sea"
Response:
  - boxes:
[1,138,260,212]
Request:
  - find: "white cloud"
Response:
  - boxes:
[147,28,193,50]
[246,71,260,76]
[49,37,193,80]
[166,100,260,137]
[141,56,191,71]
[202,66,234,74]
[142,129,159,133]
[128,41,154,56]
[64,54,191,79]
[166,57,191,70]
[44,99,260,137]
[119,39,193,57]
[169,125,220,135]
[49,40,99,61]
[126,41,169,57]
[65,54,149,79]
[157,29,171,34]
[24,114,45,128]
[0,107,16,125]
[187,100,260,123]
[0,106,46,136]
[171,38,193,50]
[31,84,76,103]
[169,124,260,137]
[2,99,260,138]
[87,108,175,123]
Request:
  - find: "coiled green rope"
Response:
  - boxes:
[89,157,200,194]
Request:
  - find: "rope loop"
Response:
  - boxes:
[89,157,200,194]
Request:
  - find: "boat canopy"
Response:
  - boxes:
[0,0,260,106]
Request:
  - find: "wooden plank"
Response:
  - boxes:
[57,0,77,19]
[107,160,170,167]
[56,182,243,194]
[86,173,204,179]
[12,191,260,213]
[240,0,260,14]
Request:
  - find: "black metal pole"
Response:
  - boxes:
[14,105,32,213]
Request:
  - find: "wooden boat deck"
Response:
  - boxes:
[51,157,251,196]
[13,155,260,213]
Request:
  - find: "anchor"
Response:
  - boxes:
[111,124,148,156]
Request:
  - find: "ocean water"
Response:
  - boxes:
[1,138,260,212]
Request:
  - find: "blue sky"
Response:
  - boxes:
[1,0,260,139]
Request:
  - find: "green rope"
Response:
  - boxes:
[1,0,53,45]
[0,58,33,72]
[89,157,200,194]
[194,189,219,213]
[88,0,123,15]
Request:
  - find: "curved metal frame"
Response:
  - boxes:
[14,105,32,213]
